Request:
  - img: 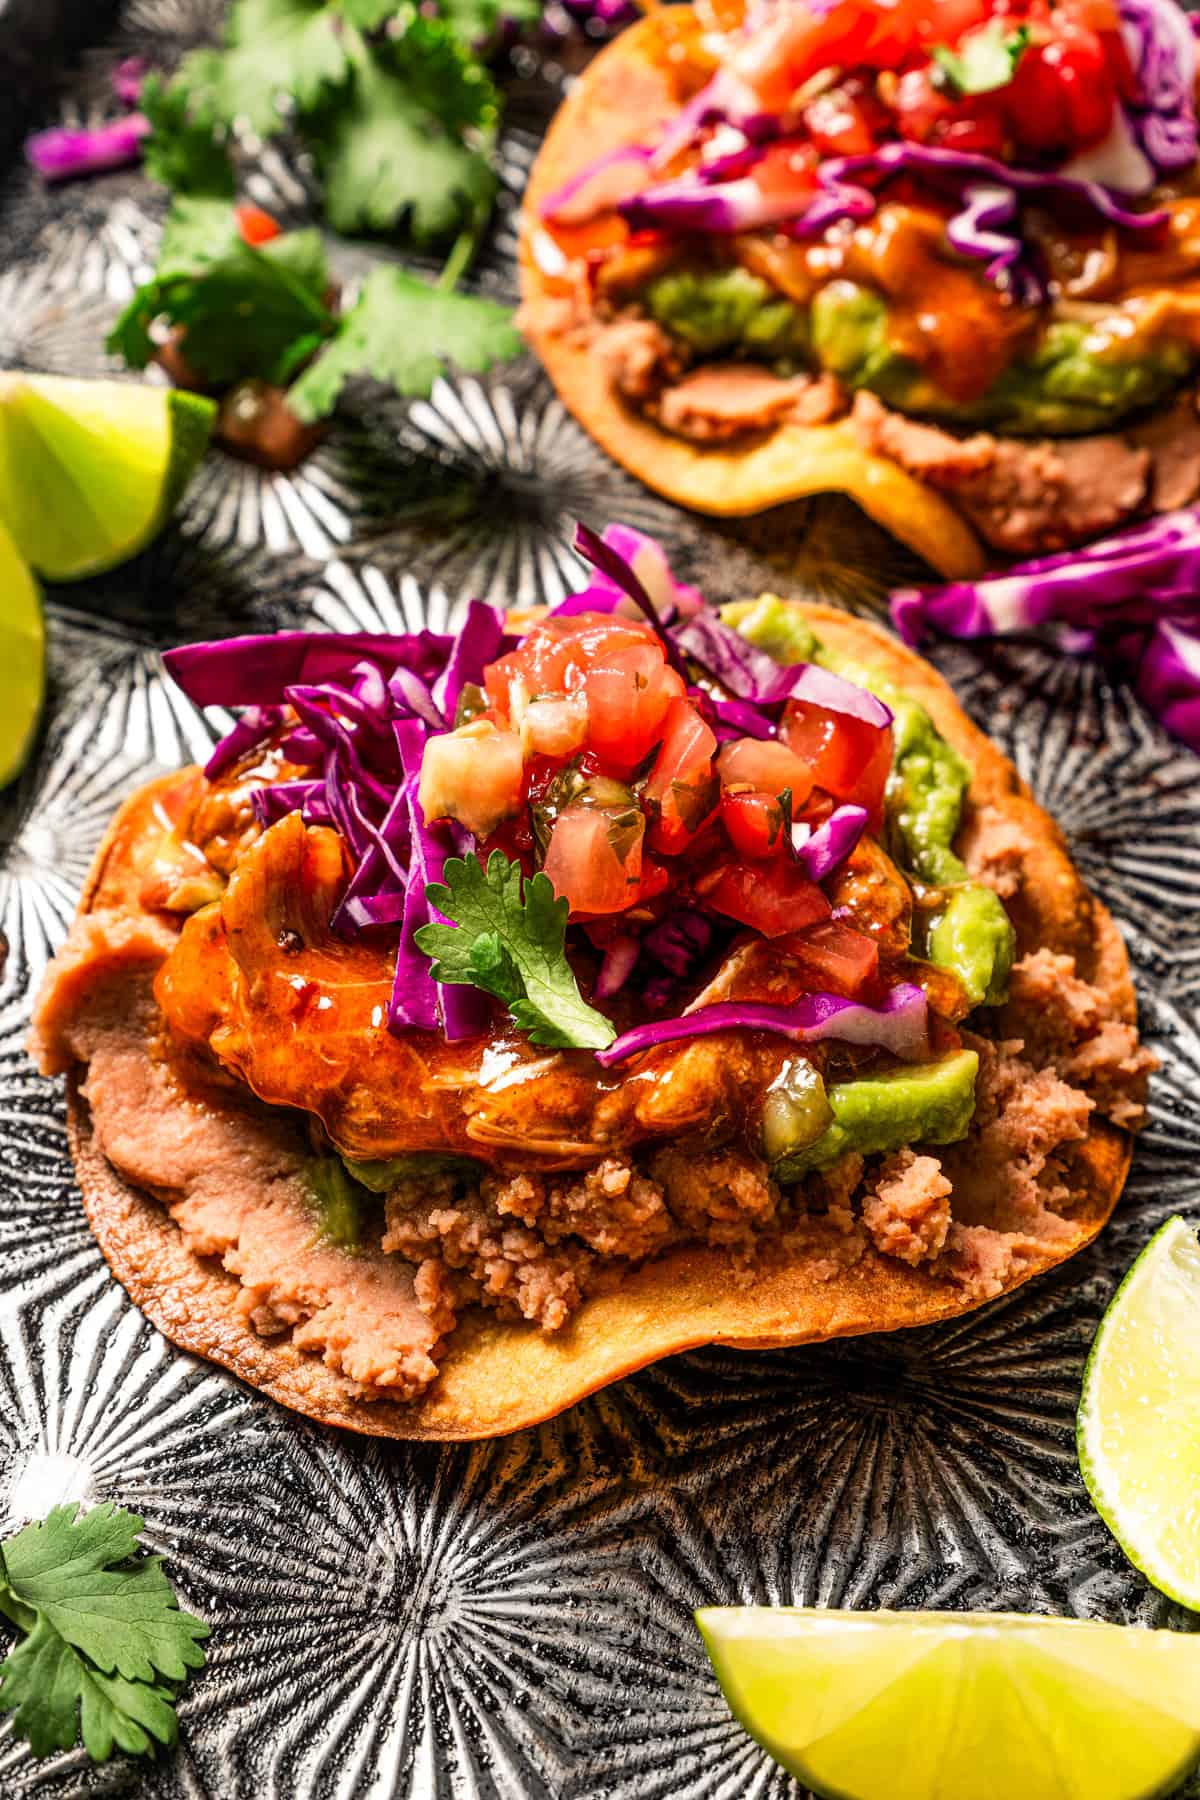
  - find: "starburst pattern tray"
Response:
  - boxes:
[1,4,1199,1797]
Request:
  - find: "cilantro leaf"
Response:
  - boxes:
[171,0,352,138]
[932,22,1029,96]
[415,852,617,1051]
[0,1503,207,1764]
[288,267,520,420]
[306,37,497,240]
[140,74,235,197]
[434,0,540,48]
[339,0,406,23]
[109,201,335,388]
[0,1619,180,1761]
[379,12,500,134]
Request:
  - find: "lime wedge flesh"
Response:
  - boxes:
[0,516,44,787]
[0,373,214,581]
[1079,1214,1200,1610]
[698,1607,1200,1800]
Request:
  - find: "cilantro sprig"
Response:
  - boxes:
[111,0,532,417]
[932,21,1030,96]
[0,1503,208,1763]
[416,852,617,1051]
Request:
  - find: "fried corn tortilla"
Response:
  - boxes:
[519,12,987,580]
[34,608,1141,1440]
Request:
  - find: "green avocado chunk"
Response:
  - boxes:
[774,1049,980,1178]
[720,594,819,665]
[304,1157,366,1250]
[340,1151,481,1194]
[643,266,810,361]
[927,882,1015,1008]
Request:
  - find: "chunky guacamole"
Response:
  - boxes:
[645,266,1193,436]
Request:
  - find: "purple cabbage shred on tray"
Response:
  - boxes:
[890,505,1200,753]
[25,115,151,182]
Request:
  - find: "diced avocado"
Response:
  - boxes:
[305,1157,365,1250]
[761,1057,834,1164]
[926,883,1015,1008]
[643,266,809,360]
[775,1049,979,1178]
[341,1151,481,1194]
[809,281,912,393]
[720,594,819,666]
[982,320,1192,437]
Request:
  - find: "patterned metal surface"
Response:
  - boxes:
[0,4,1199,1797]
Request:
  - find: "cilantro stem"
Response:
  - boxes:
[437,128,496,294]
[437,212,486,294]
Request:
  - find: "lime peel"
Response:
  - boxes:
[0,516,44,788]
[698,1605,1200,1800]
[0,374,214,581]
[1078,1214,1200,1612]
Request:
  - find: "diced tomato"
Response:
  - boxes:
[745,140,820,212]
[543,804,644,916]
[631,856,670,906]
[483,613,659,721]
[584,643,685,774]
[780,702,893,832]
[705,860,831,939]
[779,918,881,999]
[892,67,1007,156]
[1004,16,1117,152]
[734,0,994,114]
[802,81,887,156]
[235,203,282,246]
[643,698,718,855]
[720,789,791,859]
[716,738,816,808]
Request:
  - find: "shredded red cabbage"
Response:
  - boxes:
[540,144,655,226]
[1119,0,1198,177]
[792,804,869,883]
[891,505,1200,753]
[595,935,641,999]
[945,184,1046,308]
[643,911,715,978]
[26,115,151,181]
[618,134,1168,296]
[574,522,693,682]
[673,612,892,731]
[595,983,929,1067]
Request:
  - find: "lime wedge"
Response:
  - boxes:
[0,516,44,788]
[1078,1215,1200,1610]
[0,374,215,581]
[697,1607,1200,1800]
